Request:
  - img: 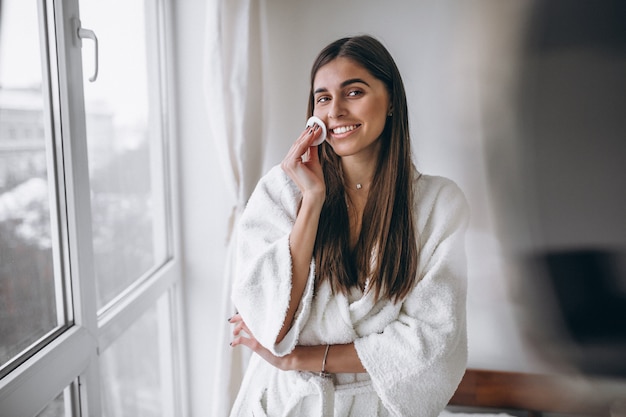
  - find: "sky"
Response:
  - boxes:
[0,0,42,88]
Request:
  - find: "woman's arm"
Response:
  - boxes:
[275,191,323,344]
[293,343,366,374]
[229,314,366,373]
[276,125,325,344]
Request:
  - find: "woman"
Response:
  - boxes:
[228,35,469,416]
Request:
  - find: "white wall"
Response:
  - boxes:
[174,1,548,416]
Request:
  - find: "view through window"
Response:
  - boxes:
[79,0,169,311]
[0,0,65,375]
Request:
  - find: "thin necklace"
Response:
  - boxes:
[346,179,370,190]
[351,181,369,190]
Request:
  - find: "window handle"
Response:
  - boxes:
[76,22,99,82]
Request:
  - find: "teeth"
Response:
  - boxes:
[332,125,358,134]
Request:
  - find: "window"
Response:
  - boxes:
[79,0,170,311]
[35,386,76,417]
[0,1,185,416]
[0,0,66,380]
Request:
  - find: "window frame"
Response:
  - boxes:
[0,0,186,415]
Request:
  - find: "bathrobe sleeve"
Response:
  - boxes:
[354,177,470,417]
[231,165,315,356]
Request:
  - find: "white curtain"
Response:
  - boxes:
[204,0,264,415]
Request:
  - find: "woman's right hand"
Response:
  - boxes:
[280,124,326,204]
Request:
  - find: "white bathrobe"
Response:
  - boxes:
[230,165,469,417]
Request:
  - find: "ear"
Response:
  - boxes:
[387,105,393,117]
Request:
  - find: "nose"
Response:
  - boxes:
[327,98,346,119]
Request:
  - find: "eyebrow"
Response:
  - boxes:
[313,78,371,95]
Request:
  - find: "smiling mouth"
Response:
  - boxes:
[331,124,360,135]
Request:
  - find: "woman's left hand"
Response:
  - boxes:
[229,314,294,371]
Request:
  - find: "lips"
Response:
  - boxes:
[330,124,360,135]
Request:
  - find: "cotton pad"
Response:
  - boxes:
[306,116,327,146]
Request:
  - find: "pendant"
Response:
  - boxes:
[356,183,362,190]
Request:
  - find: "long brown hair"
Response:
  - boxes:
[308,35,418,302]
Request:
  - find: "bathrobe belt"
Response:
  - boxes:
[305,373,375,417]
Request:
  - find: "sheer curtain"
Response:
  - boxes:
[204,0,264,414]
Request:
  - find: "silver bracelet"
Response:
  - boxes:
[320,344,331,378]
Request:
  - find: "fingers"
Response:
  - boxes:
[297,124,322,150]
[228,314,260,351]
[228,314,245,347]
[232,320,251,337]
[307,141,320,164]
[228,313,250,336]
[307,123,323,146]
[228,313,242,323]
[280,125,326,199]
[285,127,312,162]
[228,313,252,340]
[281,125,323,170]
[230,333,260,351]
[227,314,289,370]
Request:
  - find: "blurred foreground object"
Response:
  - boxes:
[490,0,626,379]
[528,249,626,377]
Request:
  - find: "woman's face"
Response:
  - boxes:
[312,57,391,159]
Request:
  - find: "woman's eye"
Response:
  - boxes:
[316,96,330,104]
[347,90,363,97]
